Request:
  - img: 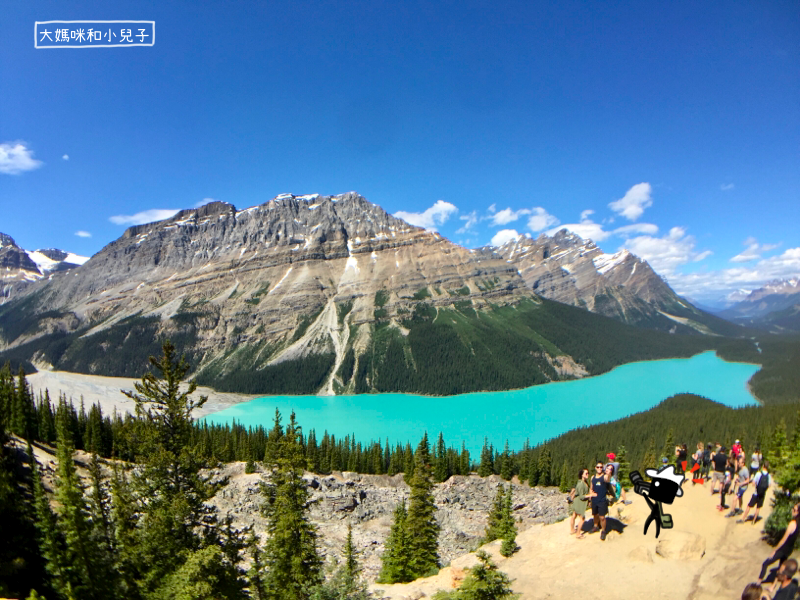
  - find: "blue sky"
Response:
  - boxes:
[1,0,798,305]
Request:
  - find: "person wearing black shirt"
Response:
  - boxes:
[767,558,798,599]
[711,447,728,495]
[589,461,613,541]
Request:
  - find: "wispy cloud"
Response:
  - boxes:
[195,197,218,208]
[62,154,69,161]
[547,209,611,242]
[394,200,458,230]
[491,229,520,246]
[109,209,181,226]
[614,223,659,237]
[608,182,653,221]
[0,142,43,175]
[456,210,479,234]
[489,207,531,226]
[720,183,735,191]
[75,231,91,238]
[730,237,780,263]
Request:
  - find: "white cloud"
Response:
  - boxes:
[456,210,479,234]
[0,142,43,175]
[195,197,218,208]
[669,246,800,303]
[394,200,458,230]
[489,207,532,226]
[613,223,659,237]
[608,182,653,221]
[75,231,91,238]
[580,209,595,223]
[62,154,69,161]
[491,229,520,246]
[730,237,780,263]
[548,221,612,242]
[487,204,497,213]
[624,226,706,276]
[526,207,560,232]
[720,183,735,191]
[109,209,181,226]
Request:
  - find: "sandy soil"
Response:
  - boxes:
[371,480,782,599]
[26,370,257,418]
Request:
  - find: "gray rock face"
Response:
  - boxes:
[488,230,705,330]
[205,464,568,581]
[6,193,527,377]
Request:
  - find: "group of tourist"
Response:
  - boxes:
[566,452,631,541]
[703,439,772,524]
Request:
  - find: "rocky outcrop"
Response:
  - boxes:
[488,230,725,333]
[205,463,568,581]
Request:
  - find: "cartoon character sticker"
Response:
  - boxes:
[629,465,685,538]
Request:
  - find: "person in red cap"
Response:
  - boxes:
[605,452,632,505]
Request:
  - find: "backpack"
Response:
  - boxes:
[756,472,770,497]
[702,449,711,467]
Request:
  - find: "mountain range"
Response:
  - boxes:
[718,279,800,332]
[0,193,744,395]
[0,233,88,302]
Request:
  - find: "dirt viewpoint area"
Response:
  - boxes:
[371,482,780,600]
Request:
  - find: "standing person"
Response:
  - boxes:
[739,461,771,525]
[677,443,688,474]
[691,442,704,484]
[733,439,744,458]
[570,468,591,539]
[718,455,735,512]
[759,502,800,582]
[729,455,751,517]
[701,443,713,481]
[604,455,632,504]
[712,446,728,495]
[590,461,613,541]
[751,446,763,472]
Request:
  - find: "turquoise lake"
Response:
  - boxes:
[202,351,760,454]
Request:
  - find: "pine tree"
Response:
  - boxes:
[378,501,411,584]
[432,551,519,599]
[661,428,675,467]
[259,412,322,599]
[13,366,37,441]
[406,433,440,579]
[343,522,359,582]
[460,442,470,476]
[616,445,631,490]
[526,451,539,486]
[500,441,512,481]
[499,485,518,558]
[483,485,505,543]
[537,446,552,486]
[435,433,448,482]
[768,419,790,472]
[478,438,493,477]
[641,437,657,477]
[558,460,570,492]
[247,531,266,600]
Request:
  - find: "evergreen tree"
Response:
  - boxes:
[343,522,359,582]
[499,486,518,558]
[406,433,440,579]
[537,446,552,486]
[460,442,470,476]
[500,441,512,481]
[122,341,243,598]
[13,367,37,441]
[641,437,657,477]
[526,451,539,486]
[310,521,371,600]
[435,433,448,483]
[431,551,518,600]
[403,443,414,478]
[616,445,631,490]
[558,461,570,493]
[483,485,505,543]
[377,501,411,584]
[661,428,675,467]
[51,407,115,599]
[767,419,790,472]
[259,412,322,599]
[477,439,493,477]
[247,531,266,600]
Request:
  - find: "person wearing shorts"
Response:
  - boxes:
[739,462,771,525]
[590,461,612,541]
[728,455,750,517]
[711,446,728,494]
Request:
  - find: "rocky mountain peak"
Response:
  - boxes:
[0,232,19,248]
